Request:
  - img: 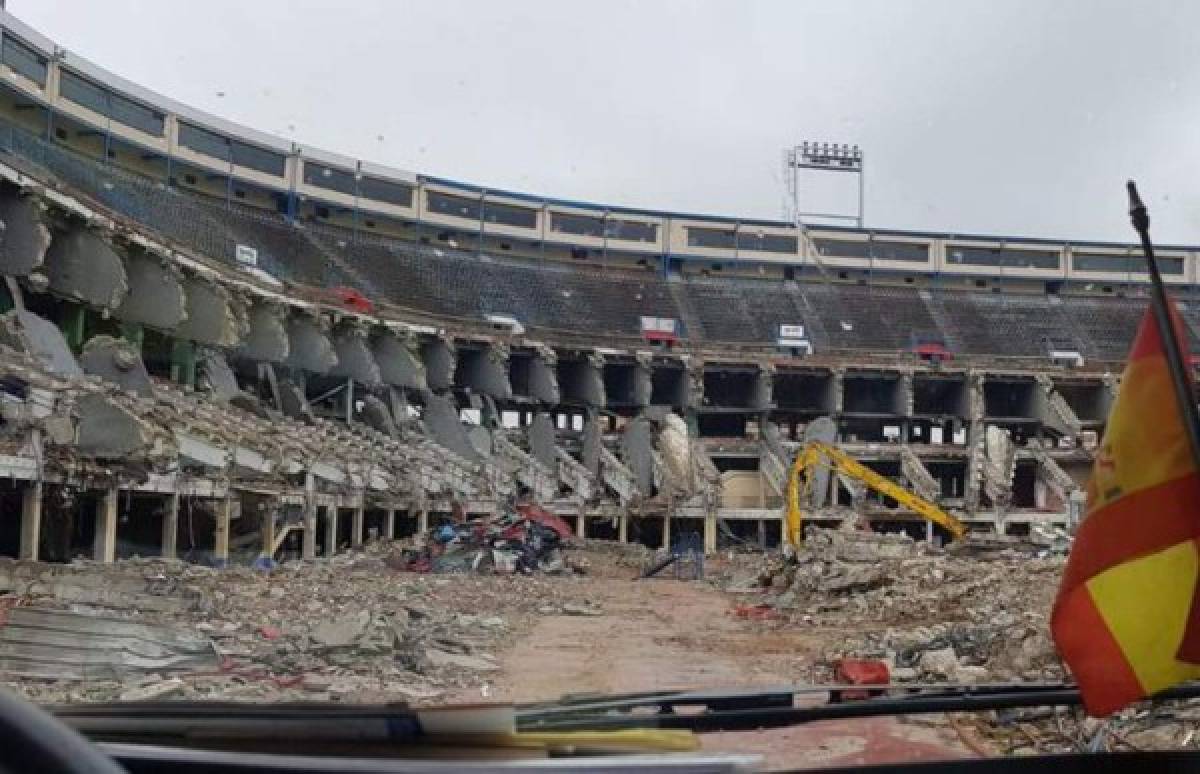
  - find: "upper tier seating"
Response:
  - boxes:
[0,119,1190,361]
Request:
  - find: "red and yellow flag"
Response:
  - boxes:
[1052,301,1200,716]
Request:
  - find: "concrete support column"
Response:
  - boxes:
[384,509,396,541]
[19,481,42,561]
[213,494,232,565]
[416,509,429,534]
[703,511,717,556]
[94,487,118,563]
[325,507,338,557]
[161,492,179,559]
[662,513,671,551]
[575,511,586,539]
[261,506,277,560]
[351,507,364,548]
[617,512,628,544]
[302,499,317,560]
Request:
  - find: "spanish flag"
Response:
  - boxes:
[1052,301,1200,716]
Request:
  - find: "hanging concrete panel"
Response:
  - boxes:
[284,315,337,375]
[420,337,456,392]
[0,191,50,277]
[80,336,155,397]
[421,391,477,460]
[237,302,289,364]
[620,415,656,496]
[528,412,557,469]
[330,326,382,387]
[359,394,398,437]
[372,331,426,390]
[175,277,241,348]
[43,228,128,310]
[75,393,149,458]
[115,250,186,330]
[0,309,81,377]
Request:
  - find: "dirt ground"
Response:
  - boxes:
[483,560,978,771]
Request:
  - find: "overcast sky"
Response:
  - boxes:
[13,0,1200,243]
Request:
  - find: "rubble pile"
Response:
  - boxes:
[390,505,581,575]
[741,528,1066,685]
[0,538,611,706]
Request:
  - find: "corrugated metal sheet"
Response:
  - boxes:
[0,607,218,681]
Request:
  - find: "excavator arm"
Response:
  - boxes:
[784,441,966,548]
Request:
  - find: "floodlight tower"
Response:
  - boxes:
[782,142,864,228]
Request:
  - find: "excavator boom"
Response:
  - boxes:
[784,441,966,548]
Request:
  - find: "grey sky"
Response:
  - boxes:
[14,0,1200,243]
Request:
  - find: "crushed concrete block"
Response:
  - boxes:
[238,301,289,363]
[372,331,426,390]
[0,308,81,377]
[918,647,959,678]
[175,276,242,348]
[120,677,186,702]
[80,335,155,397]
[0,190,50,276]
[331,325,382,387]
[631,361,652,407]
[310,610,371,649]
[528,412,557,469]
[75,392,149,457]
[285,314,338,374]
[115,249,186,329]
[43,227,129,309]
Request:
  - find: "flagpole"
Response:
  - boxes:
[1126,181,1200,470]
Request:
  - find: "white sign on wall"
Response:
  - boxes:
[235,244,258,267]
[779,323,805,339]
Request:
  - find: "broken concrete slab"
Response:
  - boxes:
[115,249,187,330]
[284,314,338,375]
[310,610,372,649]
[372,331,427,390]
[75,392,150,457]
[424,648,499,672]
[80,335,155,398]
[0,308,81,377]
[277,378,312,420]
[237,301,289,363]
[0,190,50,277]
[43,227,129,310]
[175,276,242,348]
[330,325,382,387]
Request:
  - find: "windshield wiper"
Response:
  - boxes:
[514,681,1200,733]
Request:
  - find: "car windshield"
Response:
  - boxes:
[0,0,1195,769]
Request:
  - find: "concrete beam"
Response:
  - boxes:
[115,250,187,329]
[631,355,653,408]
[44,227,128,310]
[80,336,155,397]
[580,416,602,475]
[261,505,277,560]
[0,191,50,277]
[302,498,317,560]
[93,486,118,563]
[384,509,396,540]
[373,331,427,390]
[285,314,338,375]
[704,511,717,555]
[19,481,41,561]
[161,492,179,560]
[176,276,242,348]
[238,301,289,363]
[417,509,429,534]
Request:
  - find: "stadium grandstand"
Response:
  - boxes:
[0,7,1178,562]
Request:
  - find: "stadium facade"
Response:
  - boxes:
[0,9,1173,562]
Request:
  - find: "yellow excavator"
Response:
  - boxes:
[784,440,967,550]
